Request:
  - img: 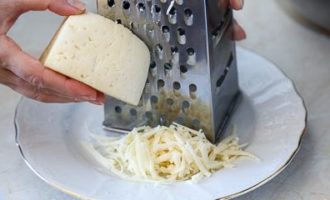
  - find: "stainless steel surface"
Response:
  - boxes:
[290,0,330,31]
[2,0,330,199]
[98,0,239,142]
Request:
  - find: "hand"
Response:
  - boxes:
[0,0,104,104]
[220,0,246,41]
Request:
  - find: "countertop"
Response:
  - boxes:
[1,0,330,199]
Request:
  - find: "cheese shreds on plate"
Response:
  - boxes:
[41,12,150,105]
[83,123,258,183]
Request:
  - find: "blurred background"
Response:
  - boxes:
[1,0,330,199]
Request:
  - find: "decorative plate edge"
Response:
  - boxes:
[14,47,308,200]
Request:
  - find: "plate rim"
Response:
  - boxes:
[218,46,308,199]
[14,47,308,200]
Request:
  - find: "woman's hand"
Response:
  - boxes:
[222,0,246,41]
[0,0,245,104]
[0,0,104,104]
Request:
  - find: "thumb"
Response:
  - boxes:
[20,0,86,16]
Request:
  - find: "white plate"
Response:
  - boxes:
[15,47,306,200]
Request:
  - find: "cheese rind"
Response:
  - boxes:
[41,12,150,105]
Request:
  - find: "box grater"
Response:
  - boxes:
[97,0,240,143]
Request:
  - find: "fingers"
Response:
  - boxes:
[216,0,246,41]
[19,0,86,15]
[231,0,246,41]
[10,51,100,101]
[1,35,104,103]
[0,1,104,105]
[0,68,104,104]
[218,0,229,9]
[230,0,244,10]
[96,92,106,104]
[0,68,75,103]
[232,19,246,41]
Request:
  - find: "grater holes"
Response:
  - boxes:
[180,65,188,78]
[164,63,173,70]
[180,65,187,73]
[149,61,157,77]
[184,9,193,26]
[217,52,233,88]
[189,84,197,92]
[187,47,195,55]
[175,0,183,5]
[152,5,161,13]
[173,81,181,96]
[166,98,174,106]
[114,106,122,113]
[175,116,184,124]
[186,48,196,65]
[166,98,175,111]
[152,5,161,22]
[171,46,179,64]
[189,84,197,98]
[130,108,137,116]
[146,24,155,39]
[168,7,177,24]
[173,81,181,90]
[162,26,170,42]
[226,52,234,67]
[137,2,145,12]
[182,100,190,113]
[216,75,225,87]
[122,1,130,15]
[158,79,165,90]
[184,8,192,16]
[155,44,164,60]
[150,95,158,104]
[192,119,201,130]
[122,1,130,10]
[169,6,176,15]
[130,22,138,30]
[107,0,115,7]
[162,25,170,33]
[150,61,156,68]
[177,28,186,45]
[171,46,178,53]
[212,21,224,37]
[164,63,172,77]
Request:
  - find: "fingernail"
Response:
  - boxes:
[238,0,244,8]
[76,95,95,101]
[89,100,104,105]
[67,0,86,11]
[96,92,105,103]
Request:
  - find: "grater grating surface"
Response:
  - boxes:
[97,0,240,143]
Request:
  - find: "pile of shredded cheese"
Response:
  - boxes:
[84,123,257,183]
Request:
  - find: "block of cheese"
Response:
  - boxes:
[40,12,150,105]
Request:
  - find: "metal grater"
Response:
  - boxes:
[97,0,240,143]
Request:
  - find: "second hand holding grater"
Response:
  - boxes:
[97,0,240,143]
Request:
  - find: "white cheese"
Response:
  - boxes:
[83,123,258,183]
[41,12,150,105]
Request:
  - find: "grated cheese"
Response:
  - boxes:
[83,123,258,183]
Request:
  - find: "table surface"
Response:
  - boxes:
[1,0,330,199]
